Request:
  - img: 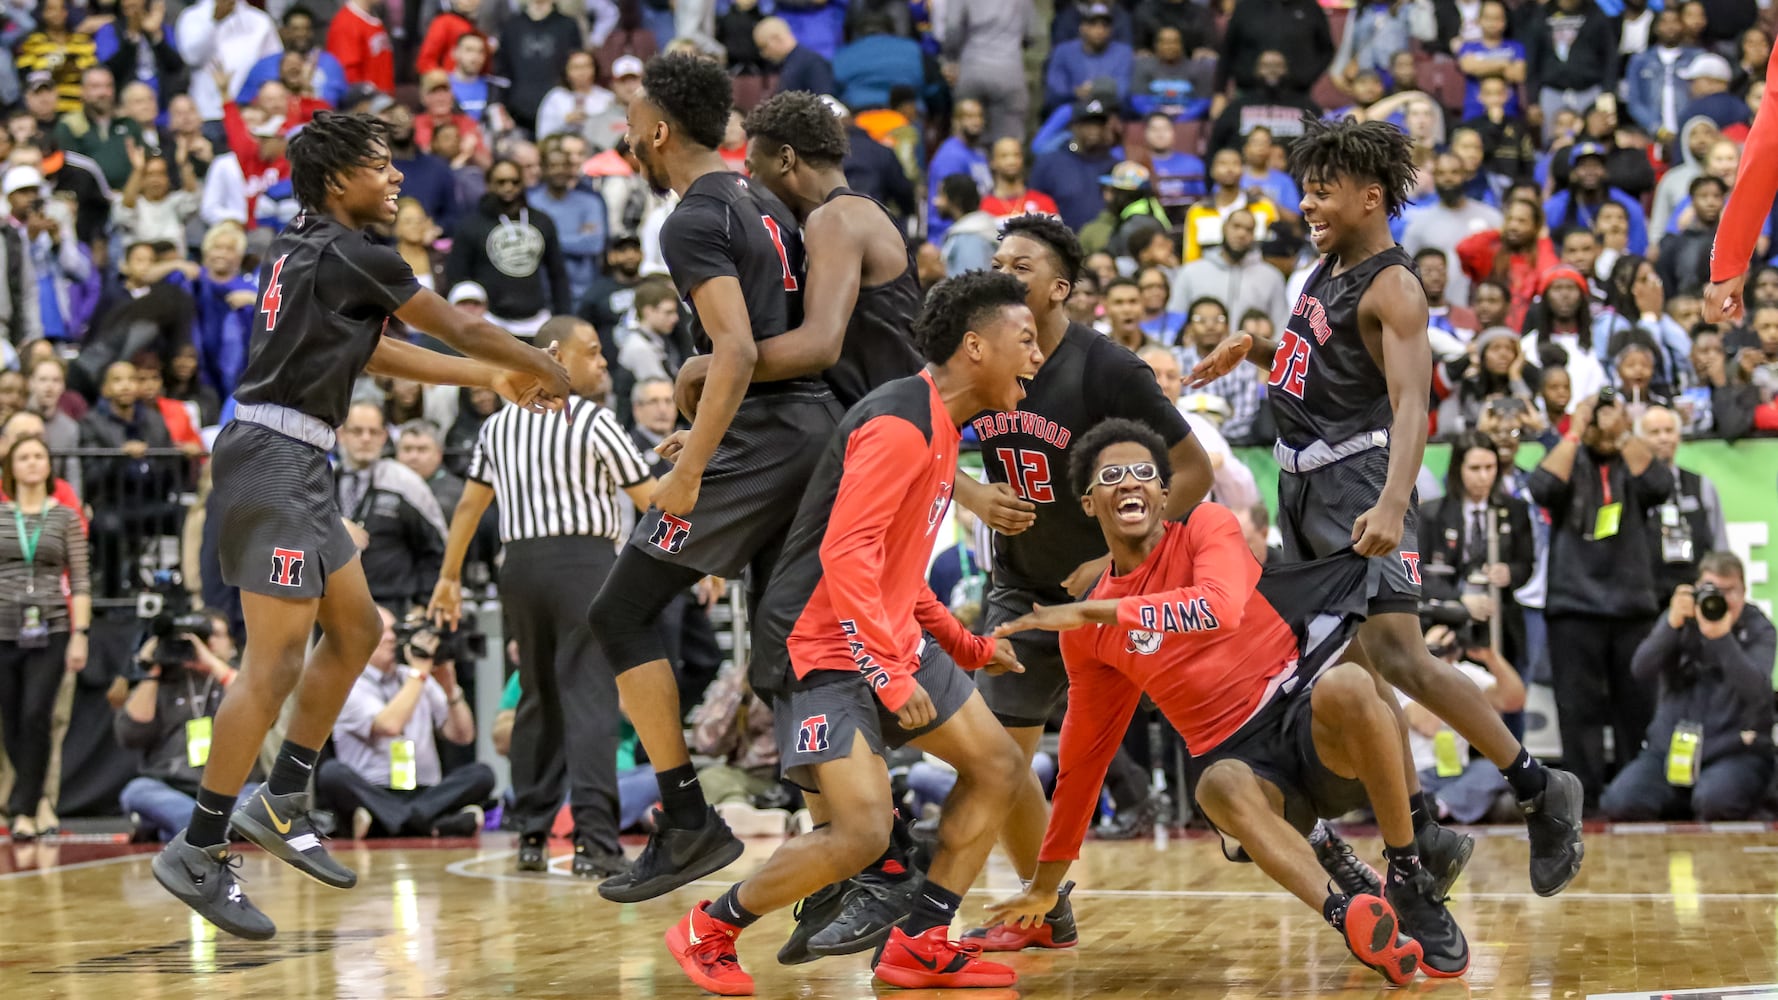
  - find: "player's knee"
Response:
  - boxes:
[1363,626,1435,692]
[1312,662,1384,722]
[1193,761,1251,822]
[828,810,893,874]
[586,584,664,672]
[337,602,384,664]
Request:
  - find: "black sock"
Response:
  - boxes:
[903,880,962,936]
[267,741,321,797]
[1383,844,1423,887]
[866,812,913,877]
[1408,791,1434,834]
[188,788,238,848]
[708,883,760,929]
[656,763,708,829]
[1502,748,1548,800]
[1323,892,1352,931]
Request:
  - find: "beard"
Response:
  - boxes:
[1436,184,1464,205]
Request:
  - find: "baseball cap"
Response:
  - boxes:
[612,54,644,79]
[2,166,42,198]
[250,115,288,138]
[1568,141,1609,166]
[817,94,850,120]
[1080,1,1114,20]
[1074,97,1110,121]
[421,69,452,94]
[1679,52,1733,82]
[23,71,52,93]
[344,82,396,114]
[1099,161,1151,191]
[448,281,488,305]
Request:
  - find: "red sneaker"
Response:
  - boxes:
[961,880,1079,951]
[1342,893,1422,986]
[873,926,1018,989]
[664,901,755,996]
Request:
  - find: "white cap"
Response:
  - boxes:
[817,94,850,120]
[612,55,644,79]
[448,281,488,305]
[1680,53,1733,81]
[2,166,43,198]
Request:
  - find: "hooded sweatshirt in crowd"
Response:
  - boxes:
[445,194,572,324]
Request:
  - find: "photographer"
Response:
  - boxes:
[1404,624,1528,824]
[1419,432,1535,680]
[1635,405,1725,603]
[1602,553,1776,822]
[1530,388,1670,809]
[314,607,493,839]
[115,611,257,842]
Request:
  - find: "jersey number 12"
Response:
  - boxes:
[995,448,1055,503]
[1268,330,1311,400]
[261,254,290,332]
[760,216,799,292]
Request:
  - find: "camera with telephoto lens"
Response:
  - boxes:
[134,569,212,674]
[395,611,486,666]
[1694,582,1729,622]
[1419,599,1486,652]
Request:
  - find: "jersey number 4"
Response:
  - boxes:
[261,254,290,331]
[760,216,799,292]
[1268,330,1311,400]
[995,448,1054,503]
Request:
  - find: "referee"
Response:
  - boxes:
[429,315,655,879]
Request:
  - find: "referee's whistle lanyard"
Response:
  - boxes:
[1597,465,1613,508]
[13,504,46,599]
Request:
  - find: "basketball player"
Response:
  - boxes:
[1703,42,1778,322]
[1188,114,1585,896]
[151,111,570,940]
[665,271,1037,996]
[585,53,843,904]
[986,419,1468,983]
[958,213,1214,951]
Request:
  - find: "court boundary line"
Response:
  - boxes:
[0,853,149,880]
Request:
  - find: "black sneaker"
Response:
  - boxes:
[1416,820,1475,899]
[1097,794,1159,841]
[808,873,918,956]
[573,839,632,879]
[516,834,548,872]
[1313,827,1382,897]
[152,831,277,941]
[1521,767,1585,896]
[777,881,847,966]
[229,787,356,889]
[1385,863,1470,978]
[596,807,743,904]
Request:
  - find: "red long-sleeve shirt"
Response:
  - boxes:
[1713,44,1778,282]
[1455,229,1558,333]
[416,12,479,74]
[326,2,395,92]
[1040,508,1301,864]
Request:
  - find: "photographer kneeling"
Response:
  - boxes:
[1601,553,1776,822]
[315,608,493,839]
[116,611,261,841]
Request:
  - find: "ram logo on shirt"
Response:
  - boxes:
[1136,597,1221,634]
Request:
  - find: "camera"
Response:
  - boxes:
[135,569,211,671]
[395,611,486,666]
[1419,600,1486,652]
[1695,582,1729,622]
[1596,386,1619,408]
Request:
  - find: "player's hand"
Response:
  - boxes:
[650,464,701,516]
[981,637,1025,676]
[1350,500,1405,557]
[655,429,689,463]
[983,885,1057,930]
[1704,273,1746,324]
[1062,553,1112,598]
[429,577,462,630]
[491,369,566,414]
[972,481,1037,535]
[993,602,1093,636]
[674,354,711,422]
[894,684,936,730]
[343,518,370,551]
[1187,333,1252,388]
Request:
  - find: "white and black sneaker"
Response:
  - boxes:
[229,787,357,889]
[152,831,277,940]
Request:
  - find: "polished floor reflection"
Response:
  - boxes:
[1,825,1775,999]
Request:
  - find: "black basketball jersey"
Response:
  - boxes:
[819,188,923,408]
[1270,246,1415,449]
[972,323,1192,600]
[233,212,422,428]
[659,171,812,389]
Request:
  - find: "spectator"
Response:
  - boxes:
[575,233,644,346]
[162,343,219,428]
[396,419,465,521]
[0,167,41,345]
[980,137,1059,219]
[1526,0,1617,141]
[1678,326,1759,439]
[935,173,998,276]
[1730,25,1768,93]
[316,606,493,839]
[1129,27,1212,120]
[1064,267,1102,327]
[81,244,192,393]
[17,0,96,116]
[493,0,583,136]
[1675,53,1750,130]
[578,55,642,154]
[188,221,256,402]
[1208,49,1320,155]
[1458,75,1539,179]
[1637,405,1725,601]
[337,402,449,615]
[0,433,88,842]
[534,52,613,149]
[1608,255,1695,388]
[99,0,184,103]
[940,0,1039,142]
[1558,226,1610,300]
[1238,127,1300,216]
[827,96,916,224]
[1658,175,1726,297]
[446,34,496,126]
[1135,266,1186,345]
[24,358,79,495]
[18,72,61,142]
[1547,143,1649,256]
[1136,343,1260,508]
[926,98,989,240]
[1419,249,1478,347]
[1404,624,1525,822]
[1421,430,1536,667]
[1168,208,1286,333]
[1132,113,1206,211]
[174,0,281,127]
[446,159,570,340]
[78,360,177,581]
[628,375,677,471]
[1455,0,1525,121]
[1216,0,1334,97]
[1530,391,1667,807]
[1029,98,1119,232]
[530,143,606,305]
[325,0,396,92]
[1173,296,1263,440]
[115,613,250,841]
[1440,328,1536,433]
[1181,148,1280,263]
[1546,100,1656,204]
[1403,154,1504,310]
[238,7,348,110]
[52,67,137,190]
[1045,2,1135,115]
[380,101,458,233]
[1626,9,1704,141]
[614,277,686,385]
[1079,161,1168,256]
[718,0,767,76]
[1456,197,1558,331]
[832,11,923,113]
[417,0,482,76]
[1651,119,1724,239]
[1521,267,1622,400]
[1133,0,1216,53]
[1335,0,1437,86]
[19,192,94,351]
[414,71,489,172]
[1102,276,1158,353]
[755,16,835,97]
[112,140,199,247]
[1601,552,1774,821]
[391,198,446,295]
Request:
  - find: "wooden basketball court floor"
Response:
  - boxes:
[2,825,1776,999]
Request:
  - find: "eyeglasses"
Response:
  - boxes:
[1093,462,1160,488]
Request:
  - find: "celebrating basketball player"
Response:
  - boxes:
[1189,113,1586,897]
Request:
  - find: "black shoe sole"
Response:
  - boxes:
[151,851,277,941]
[807,913,908,957]
[1532,841,1584,897]
[230,811,357,890]
[596,833,745,904]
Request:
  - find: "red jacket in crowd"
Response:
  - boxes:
[1455,229,1559,332]
[416,11,480,75]
[326,1,396,92]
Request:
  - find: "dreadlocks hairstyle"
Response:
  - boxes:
[287,111,392,213]
[1069,418,1172,499]
[1287,111,1418,219]
[641,52,733,151]
[998,212,1083,286]
[912,270,1030,364]
[743,91,849,167]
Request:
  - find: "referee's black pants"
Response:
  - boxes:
[501,536,623,851]
[1546,612,1658,810]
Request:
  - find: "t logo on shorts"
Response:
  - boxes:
[650,513,692,554]
[270,547,306,588]
[797,714,829,754]
[1400,552,1422,585]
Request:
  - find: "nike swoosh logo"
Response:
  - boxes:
[678,778,699,789]
[688,929,704,946]
[266,803,293,835]
[903,944,940,971]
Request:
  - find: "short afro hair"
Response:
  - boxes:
[743,91,849,167]
[1287,111,1418,219]
[1069,418,1173,499]
[288,111,393,213]
[641,52,732,151]
[998,212,1083,286]
[912,270,1030,364]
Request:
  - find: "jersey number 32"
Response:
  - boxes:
[1268,330,1311,400]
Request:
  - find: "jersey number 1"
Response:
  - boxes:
[261,254,290,331]
[1268,330,1310,399]
[760,216,799,292]
[995,448,1055,503]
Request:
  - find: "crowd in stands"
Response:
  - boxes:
[0,0,1775,844]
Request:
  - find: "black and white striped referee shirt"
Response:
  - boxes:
[466,396,653,543]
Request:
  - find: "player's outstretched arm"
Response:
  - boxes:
[1353,267,1431,557]
[393,287,570,395]
[365,336,562,412]
[1707,42,1778,322]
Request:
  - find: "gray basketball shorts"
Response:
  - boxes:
[210,421,358,600]
[1276,448,1421,616]
[976,584,1070,729]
